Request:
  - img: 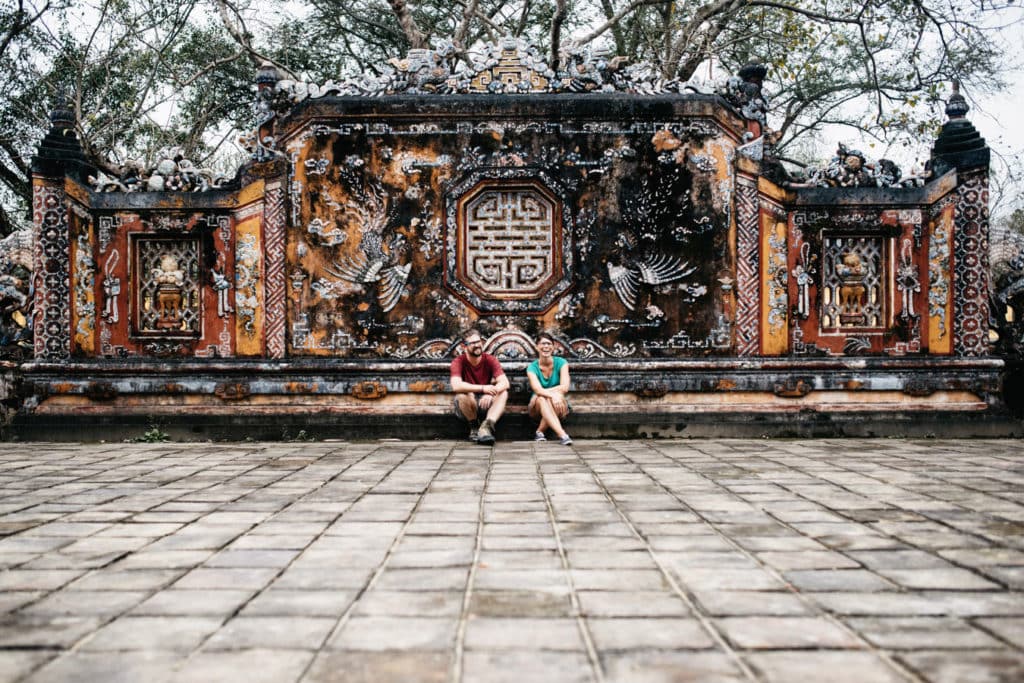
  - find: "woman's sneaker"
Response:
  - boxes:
[559,435,573,446]
[534,431,546,441]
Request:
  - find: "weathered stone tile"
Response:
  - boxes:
[464,617,582,650]
[328,617,456,651]
[131,589,255,617]
[272,567,374,590]
[302,651,450,683]
[67,568,185,592]
[468,590,571,617]
[0,650,55,682]
[587,618,714,650]
[896,650,1024,683]
[477,550,561,569]
[473,569,568,592]
[746,651,906,683]
[204,549,301,568]
[113,550,214,569]
[756,551,859,570]
[324,521,405,536]
[241,590,357,617]
[811,592,954,616]
[602,651,747,683]
[980,566,1024,589]
[374,568,468,591]
[462,651,593,683]
[0,614,102,648]
[783,569,894,592]
[480,536,557,551]
[205,616,335,650]
[0,591,42,613]
[81,616,223,652]
[847,549,952,569]
[571,569,668,591]
[0,569,83,591]
[577,591,690,617]
[975,617,1024,648]
[173,567,279,590]
[21,590,148,618]
[846,616,1004,649]
[877,568,1001,590]
[671,568,784,591]
[691,590,812,617]
[168,649,313,683]
[715,616,864,649]
[23,651,182,683]
[354,590,463,617]
[387,548,474,568]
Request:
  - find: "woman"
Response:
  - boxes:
[527,332,572,445]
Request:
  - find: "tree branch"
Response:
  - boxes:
[571,0,665,49]
[386,0,429,49]
[550,0,567,70]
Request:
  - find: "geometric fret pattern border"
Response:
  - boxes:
[264,182,287,359]
[735,175,760,356]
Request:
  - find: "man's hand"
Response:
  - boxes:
[481,384,500,396]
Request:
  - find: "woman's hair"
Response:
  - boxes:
[535,331,555,345]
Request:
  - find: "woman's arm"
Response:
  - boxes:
[556,362,571,394]
[527,367,556,398]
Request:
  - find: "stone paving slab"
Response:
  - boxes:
[0,438,1022,682]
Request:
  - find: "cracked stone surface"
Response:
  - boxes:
[0,438,1022,682]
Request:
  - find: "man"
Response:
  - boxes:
[450,328,508,445]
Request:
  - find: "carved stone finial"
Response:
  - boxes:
[932,79,988,173]
[946,80,969,119]
[49,94,75,131]
[32,93,87,175]
[738,64,767,87]
[256,62,280,89]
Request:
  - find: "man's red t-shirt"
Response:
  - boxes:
[451,353,504,387]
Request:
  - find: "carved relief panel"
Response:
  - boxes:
[446,172,571,313]
[85,211,235,358]
[284,113,737,359]
[132,237,202,337]
[820,235,886,331]
[790,209,926,356]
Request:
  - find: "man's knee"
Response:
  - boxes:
[455,393,477,416]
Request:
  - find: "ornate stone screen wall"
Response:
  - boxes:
[17,42,1003,436]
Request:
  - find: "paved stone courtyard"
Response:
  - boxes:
[0,439,1022,682]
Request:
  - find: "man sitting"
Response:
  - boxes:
[450,329,508,445]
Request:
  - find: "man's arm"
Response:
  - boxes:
[451,374,481,394]
[491,371,509,394]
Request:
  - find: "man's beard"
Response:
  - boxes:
[468,347,483,357]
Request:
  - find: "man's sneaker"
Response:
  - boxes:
[534,431,546,441]
[559,434,573,446]
[468,421,480,442]
[476,419,495,445]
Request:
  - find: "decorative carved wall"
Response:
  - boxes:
[283,109,735,359]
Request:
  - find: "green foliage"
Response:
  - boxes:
[135,424,170,442]
[0,0,1020,234]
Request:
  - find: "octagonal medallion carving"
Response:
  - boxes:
[445,169,573,313]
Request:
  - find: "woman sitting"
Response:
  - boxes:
[527,332,572,445]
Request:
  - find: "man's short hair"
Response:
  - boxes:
[461,328,483,342]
